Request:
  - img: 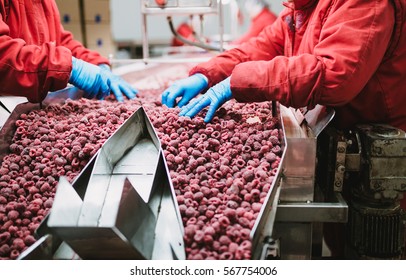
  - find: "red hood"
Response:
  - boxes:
[286,0,318,9]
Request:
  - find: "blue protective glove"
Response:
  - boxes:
[161,73,208,108]
[69,57,110,100]
[98,64,138,102]
[69,58,138,102]
[179,76,232,123]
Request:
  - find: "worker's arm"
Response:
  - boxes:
[0,14,72,103]
[189,14,285,88]
[230,0,395,109]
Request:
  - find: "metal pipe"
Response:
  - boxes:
[142,13,149,63]
[167,16,221,51]
[219,0,224,52]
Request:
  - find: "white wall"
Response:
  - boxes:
[270,1,285,15]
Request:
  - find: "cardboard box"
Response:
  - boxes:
[87,42,116,59]
[62,22,84,44]
[86,23,116,58]
[85,22,113,45]
[55,0,81,23]
[84,0,111,23]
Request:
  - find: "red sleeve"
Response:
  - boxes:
[231,0,395,109]
[189,15,285,88]
[59,24,110,66]
[0,14,72,103]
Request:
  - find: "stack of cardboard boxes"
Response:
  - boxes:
[83,0,116,58]
[56,0,83,43]
[55,0,116,58]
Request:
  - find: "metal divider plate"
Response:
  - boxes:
[20,106,184,260]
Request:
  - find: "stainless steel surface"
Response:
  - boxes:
[49,177,157,259]
[142,0,218,15]
[0,96,28,112]
[250,103,287,260]
[78,108,151,226]
[0,104,10,130]
[273,105,350,260]
[17,234,55,260]
[304,105,335,137]
[151,153,186,259]
[276,193,348,223]
[279,106,316,202]
[252,184,282,260]
[44,107,185,260]
[273,222,314,260]
[280,105,335,202]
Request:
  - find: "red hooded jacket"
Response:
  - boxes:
[0,0,109,103]
[190,0,406,132]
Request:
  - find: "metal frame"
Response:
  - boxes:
[140,0,224,62]
[271,105,348,259]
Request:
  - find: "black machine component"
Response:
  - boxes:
[260,237,281,260]
[317,124,406,259]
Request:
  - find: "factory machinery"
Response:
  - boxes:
[0,1,405,260]
[1,73,404,260]
[275,107,406,260]
[139,0,406,260]
[140,0,224,62]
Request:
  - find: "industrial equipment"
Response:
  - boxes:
[10,103,184,260]
[270,106,406,259]
[317,124,406,259]
[140,0,224,61]
[0,64,405,260]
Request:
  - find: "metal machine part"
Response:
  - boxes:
[15,105,185,260]
[317,124,406,259]
[4,81,286,259]
[272,105,348,260]
[140,0,224,62]
[0,103,10,131]
[4,61,403,260]
[4,83,288,260]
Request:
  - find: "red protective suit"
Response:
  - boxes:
[0,0,109,103]
[190,0,406,133]
[232,7,277,45]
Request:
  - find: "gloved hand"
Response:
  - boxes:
[69,57,110,100]
[98,64,138,102]
[179,76,232,123]
[161,73,208,108]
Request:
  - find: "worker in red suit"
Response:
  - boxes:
[0,0,137,103]
[162,0,406,257]
[232,0,277,45]
[162,0,406,133]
